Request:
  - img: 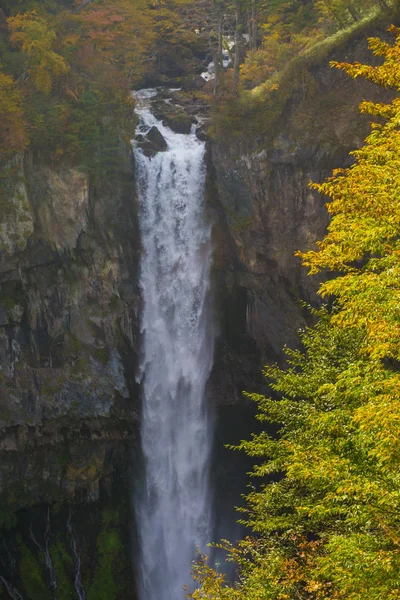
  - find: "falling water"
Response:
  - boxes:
[29,509,57,596]
[0,577,24,600]
[133,89,215,600]
[67,510,86,600]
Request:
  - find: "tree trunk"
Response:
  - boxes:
[233,1,242,92]
[250,0,258,50]
[211,0,223,95]
[347,5,359,22]
[321,0,345,28]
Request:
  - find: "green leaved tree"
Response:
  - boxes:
[189,24,400,600]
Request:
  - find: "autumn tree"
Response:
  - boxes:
[8,10,69,94]
[0,71,27,156]
[73,0,157,87]
[315,0,385,29]
[189,25,400,600]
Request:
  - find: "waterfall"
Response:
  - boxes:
[0,577,24,600]
[67,510,86,600]
[133,89,215,600]
[29,509,57,597]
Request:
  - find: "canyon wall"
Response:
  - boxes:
[0,20,395,598]
[208,23,394,403]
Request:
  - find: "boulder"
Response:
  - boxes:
[195,125,209,142]
[152,102,195,135]
[136,126,168,157]
[161,113,194,134]
[182,75,206,92]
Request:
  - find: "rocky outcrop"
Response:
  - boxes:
[152,99,196,134]
[0,144,140,507]
[207,23,395,403]
[0,143,141,597]
[136,126,168,156]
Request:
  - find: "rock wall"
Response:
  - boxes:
[0,144,140,597]
[0,145,140,508]
[208,23,395,403]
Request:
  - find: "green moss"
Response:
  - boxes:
[64,334,82,357]
[86,509,122,600]
[91,347,110,366]
[41,381,62,397]
[50,540,75,600]
[101,508,119,526]
[109,294,120,311]
[19,542,52,600]
[62,265,82,292]
[0,506,17,530]
[0,281,25,314]
[70,356,91,376]
[0,296,18,311]
[230,214,254,233]
[56,450,71,467]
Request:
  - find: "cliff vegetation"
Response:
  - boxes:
[0,0,204,168]
[190,26,400,600]
[206,0,400,139]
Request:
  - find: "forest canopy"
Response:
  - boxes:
[0,0,202,165]
[0,0,396,162]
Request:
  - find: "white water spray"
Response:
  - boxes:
[0,577,24,600]
[133,90,215,600]
[29,509,57,596]
[67,510,86,600]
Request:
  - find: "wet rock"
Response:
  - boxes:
[0,141,140,479]
[155,111,193,134]
[152,101,195,134]
[136,126,168,157]
[182,74,206,92]
[196,124,210,142]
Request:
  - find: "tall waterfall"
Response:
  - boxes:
[133,90,215,600]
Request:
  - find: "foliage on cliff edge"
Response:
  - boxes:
[189,25,400,600]
[0,0,198,167]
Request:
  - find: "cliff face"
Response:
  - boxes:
[208,24,395,404]
[0,146,141,597]
[0,146,140,508]
[0,22,391,500]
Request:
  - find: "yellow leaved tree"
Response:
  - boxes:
[189,25,400,600]
[8,10,70,94]
[0,71,27,156]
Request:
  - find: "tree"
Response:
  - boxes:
[72,0,156,87]
[8,10,69,94]
[0,71,27,156]
[189,25,400,600]
[315,0,381,29]
[300,26,400,363]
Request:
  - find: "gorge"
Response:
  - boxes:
[0,2,398,598]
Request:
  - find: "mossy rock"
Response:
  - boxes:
[152,101,195,134]
[49,540,75,600]
[86,508,123,600]
[19,543,52,600]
